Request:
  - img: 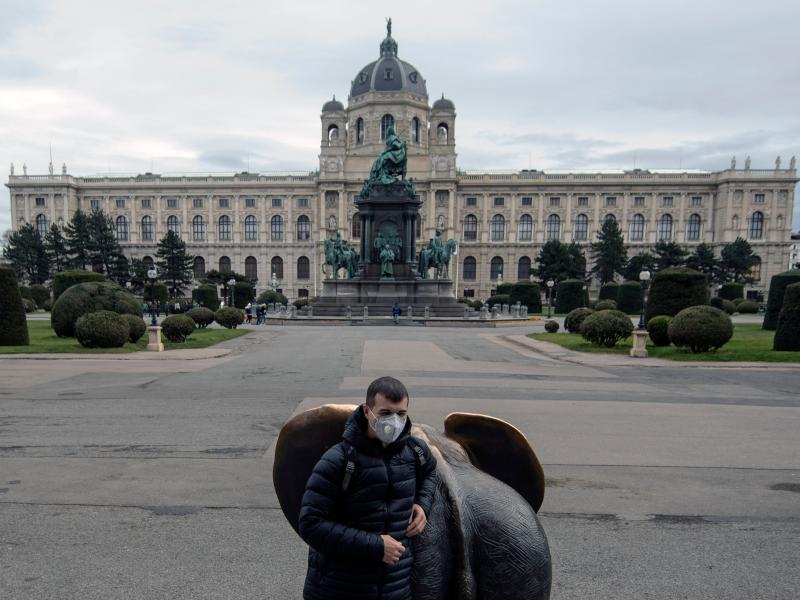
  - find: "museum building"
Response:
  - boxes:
[6,27,798,300]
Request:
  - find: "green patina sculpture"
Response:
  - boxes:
[417,229,459,279]
[323,232,359,279]
[379,244,395,278]
[374,222,402,278]
[360,127,415,198]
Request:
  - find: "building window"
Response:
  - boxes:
[691,196,702,207]
[297,215,311,241]
[463,256,477,280]
[218,215,231,241]
[272,198,282,208]
[271,256,284,279]
[271,215,284,241]
[298,288,309,298]
[490,256,504,281]
[245,256,257,280]
[140,198,151,209]
[35,214,48,237]
[634,196,645,207]
[629,213,645,241]
[218,198,229,208]
[35,197,46,207]
[490,214,505,241]
[167,198,177,208]
[141,216,154,241]
[573,213,589,241]
[518,256,531,280]
[546,214,561,241]
[494,197,505,207]
[297,256,310,280]
[517,214,533,241]
[549,196,560,207]
[464,214,478,241]
[577,196,589,207]
[463,289,475,298]
[193,198,203,209]
[605,213,617,223]
[90,199,100,210]
[749,211,764,239]
[356,118,364,144]
[686,213,702,241]
[167,215,179,235]
[192,215,206,241]
[606,196,617,207]
[116,198,126,209]
[754,193,765,203]
[297,197,309,208]
[115,216,129,241]
[351,213,361,239]
[521,196,533,207]
[193,256,205,279]
[749,256,762,282]
[244,215,258,241]
[466,197,477,207]
[411,117,420,144]
[662,196,674,207]
[657,214,673,241]
[380,114,395,140]
[219,256,231,273]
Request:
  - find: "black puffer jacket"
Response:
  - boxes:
[298,405,438,600]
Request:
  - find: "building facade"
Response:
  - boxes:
[6,28,798,299]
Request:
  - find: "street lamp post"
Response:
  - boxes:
[638,270,651,329]
[227,278,236,308]
[546,279,555,318]
[147,269,158,326]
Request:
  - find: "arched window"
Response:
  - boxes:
[749,211,764,239]
[411,117,420,144]
[218,215,231,241]
[167,215,179,235]
[141,216,154,241]
[245,256,257,280]
[296,215,311,241]
[142,256,154,270]
[351,213,361,239]
[518,256,532,280]
[35,214,48,237]
[193,256,205,279]
[297,256,310,280]
[490,214,505,241]
[574,213,589,241]
[629,214,645,241]
[490,256,504,281]
[219,256,231,273]
[546,214,561,241]
[605,213,617,223]
[356,118,364,144]
[686,213,702,241]
[749,256,762,282]
[463,256,477,280]
[464,214,478,241]
[517,214,533,241]
[657,214,673,241]
[192,215,205,241]
[271,215,284,241]
[271,256,284,279]
[327,124,339,144]
[380,114,395,140]
[437,123,448,144]
[245,215,258,241]
[116,216,129,241]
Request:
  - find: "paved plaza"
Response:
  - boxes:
[1,323,799,599]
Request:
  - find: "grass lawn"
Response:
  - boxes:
[0,320,249,354]
[528,323,800,363]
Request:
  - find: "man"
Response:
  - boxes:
[298,377,437,600]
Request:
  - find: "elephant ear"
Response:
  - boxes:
[272,404,356,535]
[444,412,545,513]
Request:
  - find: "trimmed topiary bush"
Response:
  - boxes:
[510,281,542,313]
[595,299,617,311]
[30,284,50,308]
[19,286,33,300]
[763,269,800,330]
[647,315,673,347]
[121,314,147,343]
[233,281,255,309]
[555,279,586,314]
[719,283,745,301]
[580,310,634,347]
[161,314,195,342]
[215,307,244,329]
[496,283,513,296]
[617,281,643,314]
[709,296,724,309]
[471,299,483,311]
[22,298,36,313]
[187,307,215,328]
[722,299,736,315]
[53,270,106,301]
[144,282,168,304]
[485,294,511,309]
[0,266,29,346]
[51,281,142,337]
[773,283,800,351]
[645,267,709,323]
[192,284,220,309]
[668,305,733,353]
[75,310,130,348]
[564,307,594,334]
[737,300,758,314]
[544,320,559,333]
[256,289,288,306]
[599,282,619,301]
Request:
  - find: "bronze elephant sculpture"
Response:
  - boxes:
[273,405,552,599]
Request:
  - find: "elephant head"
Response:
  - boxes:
[273,405,551,600]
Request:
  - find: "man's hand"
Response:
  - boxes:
[405,503,427,537]
[380,534,405,564]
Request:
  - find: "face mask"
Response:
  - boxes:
[368,408,407,444]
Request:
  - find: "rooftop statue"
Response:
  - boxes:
[360,126,415,198]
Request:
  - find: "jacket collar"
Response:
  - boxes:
[342,404,412,457]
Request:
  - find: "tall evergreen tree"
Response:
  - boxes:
[590,218,627,284]
[654,240,688,271]
[87,209,124,275]
[64,209,93,270]
[622,252,657,281]
[109,254,130,287]
[156,230,194,297]
[719,237,759,283]
[534,240,586,284]
[128,258,147,295]
[2,224,49,284]
[44,223,70,274]
[685,242,720,285]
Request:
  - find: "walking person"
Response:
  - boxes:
[392,301,400,325]
[245,302,253,324]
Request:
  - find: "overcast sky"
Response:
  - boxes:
[1,0,798,234]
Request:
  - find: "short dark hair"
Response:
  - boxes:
[366,376,409,408]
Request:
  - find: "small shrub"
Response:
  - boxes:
[544,320,559,333]
[22,298,36,313]
[161,314,195,342]
[75,310,129,348]
[564,307,594,333]
[555,279,586,314]
[709,296,724,310]
[121,313,147,343]
[294,298,310,309]
[192,284,220,309]
[595,299,617,311]
[51,281,142,337]
[599,282,619,301]
[215,307,244,329]
[647,315,673,347]
[764,269,800,330]
[257,290,288,306]
[580,310,634,347]
[30,284,50,308]
[187,307,215,328]
[719,283,744,301]
[721,299,736,315]
[485,294,511,309]
[472,299,483,311]
[617,281,644,314]
[645,267,709,323]
[0,266,29,346]
[736,300,758,314]
[40,298,52,312]
[668,305,733,353]
[53,270,106,301]
[773,282,800,351]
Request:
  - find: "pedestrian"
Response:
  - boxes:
[174,300,180,314]
[142,302,149,317]
[245,302,253,324]
[298,376,437,600]
[163,301,168,315]
[154,301,160,318]
[392,301,400,325]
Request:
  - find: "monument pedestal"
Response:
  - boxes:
[146,326,164,352]
[630,330,648,358]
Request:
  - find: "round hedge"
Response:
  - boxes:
[510,281,542,313]
[161,314,195,342]
[617,281,643,314]
[763,269,800,330]
[192,284,220,309]
[215,307,244,329]
[719,283,744,301]
[710,297,735,315]
[737,300,758,314]
[544,320,559,333]
[647,315,672,347]
[773,283,800,351]
[0,266,29,346]
[555,279,586,314]
[471,299,484,311]
[30,284,50,308]
[256,289,288,306]
[187,307,215,328]
[122,314,147,343]
[599,282,619,301]
[486,294,511,309]
[595,299,617,311]
[75,310,130,348]
[53,270,106,301]
[733,297,745,306]
[51,281,142,338]
[580,310,634,347]
[564,307,594,333]
[22,298,36,313]
[645,267,709,323]
[668,305,733,353]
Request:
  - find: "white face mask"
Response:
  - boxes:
[368,408,407,444]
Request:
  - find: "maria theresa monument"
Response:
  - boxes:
[6,22,798,301]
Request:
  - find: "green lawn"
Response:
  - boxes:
[529,323,800,363]
[0,320,249,354]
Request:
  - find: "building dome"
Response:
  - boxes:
[322,95,344,112]
[349,24,427,99]
[432,94,455,111]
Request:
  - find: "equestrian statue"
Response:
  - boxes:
[418,229,458,279]
[322,232,359,279]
